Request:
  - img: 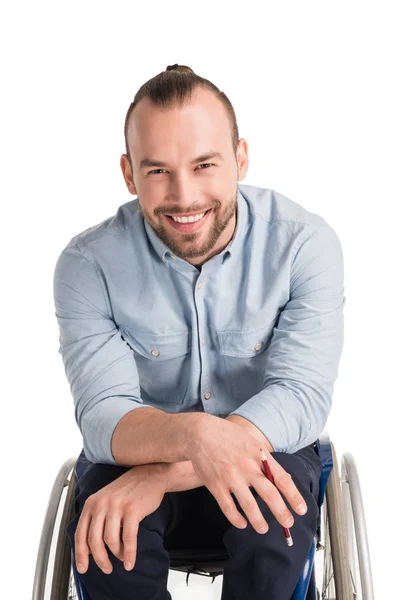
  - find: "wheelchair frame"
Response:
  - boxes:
[31,432,375,599]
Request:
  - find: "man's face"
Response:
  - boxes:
[121,87,248,266]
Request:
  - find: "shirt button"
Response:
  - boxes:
[201,338,206,345]
[197,281,202,290]
[254,342,262,351]
[151,348,160,357]
[204,391,211,400]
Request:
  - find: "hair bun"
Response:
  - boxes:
[166,64,194,74]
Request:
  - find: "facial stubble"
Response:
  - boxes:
[140,191,238,261]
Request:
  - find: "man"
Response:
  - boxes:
[53,64,345,599]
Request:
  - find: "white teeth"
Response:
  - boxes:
[171,211,206,223]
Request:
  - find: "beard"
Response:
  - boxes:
[139,189,238,261]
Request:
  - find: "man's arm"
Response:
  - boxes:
[147,414,274,493]
[111,406,205,467]
[54,241,273,469]
[227,223,345,454]
[155,223,345,490]
[224,415,274,452]
[53,242,182,466]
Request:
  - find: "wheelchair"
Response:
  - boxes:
[32,431,375,599]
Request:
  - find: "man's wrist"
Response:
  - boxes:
[133,460,203,493]
[225,414,274,453]
[177,411,211,459]
[130,462,172,491]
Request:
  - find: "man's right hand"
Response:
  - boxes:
[188,415,308,534]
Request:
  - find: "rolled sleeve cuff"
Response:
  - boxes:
[80,397,151,465]
[228,389,314,455]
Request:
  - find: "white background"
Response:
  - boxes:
[1,1,398,598]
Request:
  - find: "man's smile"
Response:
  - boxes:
[164,208,213,233]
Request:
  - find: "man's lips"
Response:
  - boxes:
[165,209,212,218]
[164,208,213,232]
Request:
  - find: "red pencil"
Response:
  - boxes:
[260,449,293,547]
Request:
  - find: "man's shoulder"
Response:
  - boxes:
[64,198,143,253]
[239,183,327,231]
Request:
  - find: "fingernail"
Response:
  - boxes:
[297,503,307,515]
[125,562,133,570]
[77,563,84,573]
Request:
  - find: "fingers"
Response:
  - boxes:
[210,459,308,535]
[74,510,92,574]
[209,485,248,530]
[103,513,124,562]
[252,476,296,529]
[122,514,139,571]
[75,509,113,575]
[231,484,271,534]
[75,502,139,575]
[75,504,117,575]
[268,456,308,516]
[87,512,113,574]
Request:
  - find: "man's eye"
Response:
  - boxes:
[148,163,214,175]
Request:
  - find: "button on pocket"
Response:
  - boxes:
[217,319,277,401]
[120,328,191,403]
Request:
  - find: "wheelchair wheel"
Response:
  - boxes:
[50,466,77,600]
[32,458,79,600]
[321,443,353,599]
[341,453,375,599]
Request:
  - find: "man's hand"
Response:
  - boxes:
[188,415,308,534]
[74,464,168,575]
[225,414,274,453]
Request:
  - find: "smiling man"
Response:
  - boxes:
[121,83,243,268]
[54,64,345,599]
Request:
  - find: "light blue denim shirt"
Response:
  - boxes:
[53,183,345,465]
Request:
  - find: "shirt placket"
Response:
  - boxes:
[194,273,217,415]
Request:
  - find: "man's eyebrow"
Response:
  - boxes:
[139,151,224,170]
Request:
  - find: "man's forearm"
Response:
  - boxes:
[161,415,274,493]
[111,406,206,467]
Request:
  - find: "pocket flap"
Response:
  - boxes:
[217,321,277,358]
[120,328,191,360]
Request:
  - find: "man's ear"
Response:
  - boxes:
[236,138,249,182]
[120,154,137,195]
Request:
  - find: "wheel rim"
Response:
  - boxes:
[50,467,77,600]
[321,443,354,599]
[68,569,78,599]
[341,453,375,599]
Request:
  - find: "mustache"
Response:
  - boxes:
[156,202,220,216]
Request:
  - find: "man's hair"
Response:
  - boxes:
[123,64,240,170]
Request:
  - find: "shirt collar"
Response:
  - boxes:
[143,185,248,268]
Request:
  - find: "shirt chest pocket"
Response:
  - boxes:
[217,320,276,402]
[120,327,191,404]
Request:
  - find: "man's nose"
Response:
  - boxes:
[167,174,200,212]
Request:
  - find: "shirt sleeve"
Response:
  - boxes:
[53,241,151,465]
[228,223,346,454]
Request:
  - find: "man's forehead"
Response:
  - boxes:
[129,91,229,136]
[127,92,232,164]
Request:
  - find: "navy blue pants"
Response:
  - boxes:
[66,443,321,599]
